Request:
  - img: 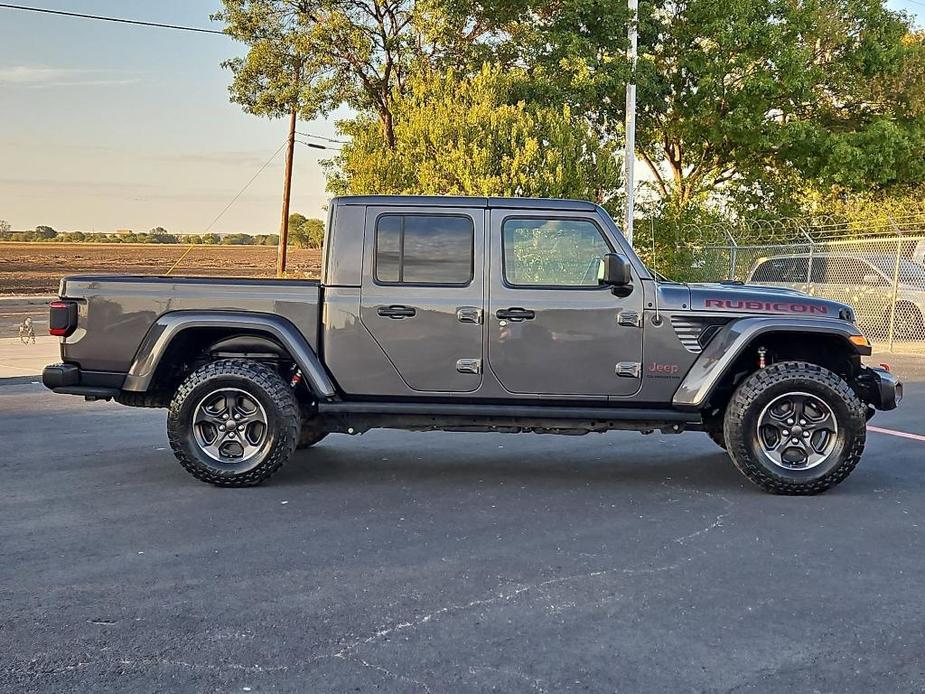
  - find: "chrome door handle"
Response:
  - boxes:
[496,307,535,322]
[456,306,483,324]
[377,305,416,319]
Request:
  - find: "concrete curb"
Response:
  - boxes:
[0,375,42,386]
[0,294,56,306]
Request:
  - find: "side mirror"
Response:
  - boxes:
[600,253,633,296]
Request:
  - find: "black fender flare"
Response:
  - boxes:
[122,310,337,399]
[672,316,870,409]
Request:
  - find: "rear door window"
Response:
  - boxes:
[375,214,474,285]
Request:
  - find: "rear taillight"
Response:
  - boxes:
[49,300,78,337]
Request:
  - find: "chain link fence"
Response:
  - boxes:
[676,214,925,354]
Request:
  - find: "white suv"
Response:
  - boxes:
[747,253,925,339]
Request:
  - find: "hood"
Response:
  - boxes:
[655,281,854,320]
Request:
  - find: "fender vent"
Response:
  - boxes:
[670,316,730,353]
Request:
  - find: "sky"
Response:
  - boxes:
[1,0,923,235]
[0,0,345,235]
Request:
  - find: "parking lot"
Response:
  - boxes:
[2,357,924,693]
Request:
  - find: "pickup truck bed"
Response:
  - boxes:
[56,275,321,374]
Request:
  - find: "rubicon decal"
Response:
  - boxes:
[704,299,829,314]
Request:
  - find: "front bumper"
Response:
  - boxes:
[857,366,902,411]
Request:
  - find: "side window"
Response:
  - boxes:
[847,259,885,285]
[752,258,806,283]
[751,260,782,282]
[782,258,809,282]
[815,257,884,285]
[375,214,474,285]
[502,218,612,287]
[809,256,828,283]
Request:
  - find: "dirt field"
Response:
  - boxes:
[0,242,323,295]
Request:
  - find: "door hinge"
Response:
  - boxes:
[456,358,482,374]
[617,310,642,327]
[456,306,483,324]
[615,361,641,378]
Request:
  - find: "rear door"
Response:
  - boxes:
[486,210,644,397]
[359,206,485,392]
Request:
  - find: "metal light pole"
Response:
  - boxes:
[624,0,638,247]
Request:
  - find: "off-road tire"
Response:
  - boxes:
[116,391,170,408]
[297,404,329,449]
[167,359,300,487]
[724,361,866,495]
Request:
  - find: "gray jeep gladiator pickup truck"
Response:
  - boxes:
[43,196,902,494]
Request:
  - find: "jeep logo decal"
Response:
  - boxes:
[704,299,828,314]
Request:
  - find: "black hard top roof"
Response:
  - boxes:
[332,195,599,212]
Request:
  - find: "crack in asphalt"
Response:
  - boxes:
[317,482,736,691]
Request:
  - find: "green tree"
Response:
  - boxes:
[327,65,622,204]
[214,0,500,147]
[221,233,256,245]
[632,0,925,209]
[288,213,325,248]
[34,225,57,239]
[148,227,178,244]
[0,220,10,234]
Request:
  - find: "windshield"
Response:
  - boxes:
[865,257,925,285]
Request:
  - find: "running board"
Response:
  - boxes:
[317,401,699,423]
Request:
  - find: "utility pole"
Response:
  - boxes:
[277,106,297,277]
[624,0,638,247]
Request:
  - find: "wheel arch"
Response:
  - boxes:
[673,316,869,411]
[123,311,337,399]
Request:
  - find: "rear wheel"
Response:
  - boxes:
[167,359,300,487]
[723,362,866,495]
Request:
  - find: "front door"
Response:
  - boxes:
[359,206,485,392]
[487,210,644,397]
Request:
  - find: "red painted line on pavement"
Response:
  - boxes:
[867,425,925,443]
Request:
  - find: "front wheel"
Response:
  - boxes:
[723,362,867,495]
[167,359,300,486]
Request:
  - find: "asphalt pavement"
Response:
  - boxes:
[2,365,924,693]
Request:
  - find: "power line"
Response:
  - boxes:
[202,141,289,234]
[165,140,288,274]
[296,131,347,144]
[0,3,225,35]
[296,139,341,151]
